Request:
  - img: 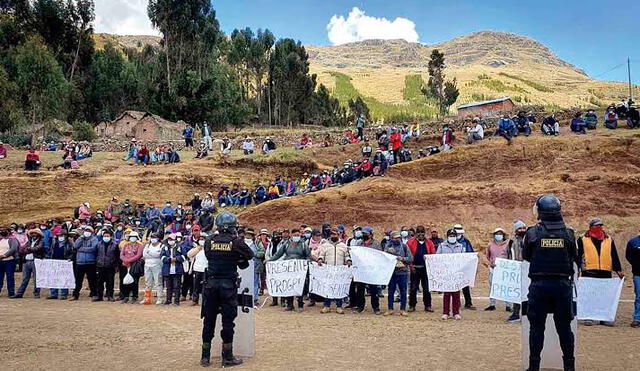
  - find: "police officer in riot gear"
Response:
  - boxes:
[523,195,580,371]
[200,211,253,367]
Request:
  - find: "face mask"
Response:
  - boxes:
[330,237,339,243]
[304,233,311,239]
[198,240,205,246]
[291,236,301,243]
[447,237,457,244]
[135,221,141,225]
[117,226,123,231]
[166,204,171,208]
[103,237,112,243]
[168,240,176,246]
[17,229,24,234]
[456,235,463,241]
[40,226,47,230]
[244,238,253,245]
[129,237,137,242]
[150,238,159,244]
[186,225,192,230]
[176,219,182,222]
[83,231,92,238]
[58,237,66,242]
[494,234,504,242]
[354,231,363,238]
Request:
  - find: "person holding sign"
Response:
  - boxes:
[506,220,527,323]
[269,229,311,312]
[484,228,512,312]
[436,229,466,320]
[523,195,579,371]
[577,218,624,327]
[383,231,413,317]
[351,226,383,314]
[11,229,44,299]
[407,225,436,313]
[317,229,351,314]
[46,233,74,300]
[626,231,640,328]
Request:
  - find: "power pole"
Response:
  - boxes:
[628,58,633,103]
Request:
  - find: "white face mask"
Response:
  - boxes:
[244,238,253,245]
[400,231,409,238]
[168,240,176,246]
[58,237,66,242]
[83,231,92,238]
[186,225,192,230]
[447,237,457,244]
[150,238,159,244]
[129,237,138,242]
[198,240,205,246]
[117,226,123,231]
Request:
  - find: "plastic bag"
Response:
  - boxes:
[123,269,134,285]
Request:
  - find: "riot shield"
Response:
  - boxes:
[212,263,255,357]
[521,262,578,370]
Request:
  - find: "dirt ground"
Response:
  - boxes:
[1,279,637,371]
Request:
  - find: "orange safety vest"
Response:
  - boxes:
[582,236,613,271]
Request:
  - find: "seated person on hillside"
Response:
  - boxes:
[570,112,587,134]
[495,114,516,143]
[46,141,57,151]
[242,137,254,155]
[615,101,628,119]
[342,130,358,145]
[441,123,455,150]
[229,184,241,206]
[76,144,92,160]
[284,177,296,197]
[321,171,333,188]
[306,174,322,192]
[410,122,421,137]
[322,134,332,147]
[356,158,373,178]
[377,131,390,151]
[0,141,7,159]
[262,137,276,154]
[604,107,618,129]
[541,114,560,136]
[254,183,267,204]
[123,139,138,162]
[584,109,598,129]
[238,188,252,207]
[166,145,180,163]
[267,182,280,200]
[299,173,309,190]
[361,140,373,158]
[296,133,312,150]
[137,144,150,165]
[372,150,388,176]
[401,125,411,143]
[218,185,232,206]
[514,111,531,136]
[526,112,537,124]
[195,142,208,159]
[627,103,639,128]
[24,148,40,170]
[220,137,232,155]
[467,118,484,144]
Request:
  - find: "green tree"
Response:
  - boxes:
[347,96,370,122]
[13,36,69,127]
[310,84,346,126]
[72,120,96,141]
[423,49,459,116]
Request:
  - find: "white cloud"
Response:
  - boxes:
[327,7,419,45]
[94,0,157,35]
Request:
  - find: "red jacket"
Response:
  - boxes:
[406,237,436,263]
[25,151,40,162]
[390,133,402,150]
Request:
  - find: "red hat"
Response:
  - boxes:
[192,224,202,232]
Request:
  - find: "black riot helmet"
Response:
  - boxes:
[534,194,562,222]
[215,211,238,232]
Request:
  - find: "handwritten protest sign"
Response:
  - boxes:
[34,259,75,289]
[350,246,396,285]
[577,277,624,322]
[309,263,353,299]
[489,258,523,303]
[266,259,309,297]
[425,253,478,292]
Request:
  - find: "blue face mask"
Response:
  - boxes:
[103,237,112,243]
[354,231,363,238]
[291,236,301,243]
[494,234,504,242]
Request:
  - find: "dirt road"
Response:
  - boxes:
[1,294,636,370]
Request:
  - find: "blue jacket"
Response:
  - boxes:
[146,207,160,220]
[182,127,193,138]
[47,240,73,260]
[498,118,515,132]
[458,236,474,252]
[40,228,53,250]
[161,206,175,218]
[74,235,99,265]
[161,244,187,276]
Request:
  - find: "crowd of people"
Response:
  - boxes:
[0,200,638,328]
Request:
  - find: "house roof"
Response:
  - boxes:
[458,97,512,110]
[114,110,147,122]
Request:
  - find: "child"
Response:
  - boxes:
[161,234,186,305]
[437,229,466,320]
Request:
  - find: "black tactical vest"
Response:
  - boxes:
[205,232,239,279]
[526,223,575,278]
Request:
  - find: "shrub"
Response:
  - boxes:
[73,121,97,142]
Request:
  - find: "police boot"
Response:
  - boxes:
[221,343,243,367]
[200,343,211,367]
[562,357,575,371]
[526,357,540,371]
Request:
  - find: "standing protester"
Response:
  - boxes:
[577,218,624,326]
[119,231,143,304]
[183,124,194,148]
[454,224,476,310]
[188,232,209,305]
[12,228,44,298]
[317,230,351,314]
[96,230,119,302]
[506,220,527,323]
[407,226,436,312]
[626,229,640,328]
[142,234,164,305]
[71,227,99,301]
[243,228,262,305]
[161,234,186,306]
[523,195,579,371]
[437,229,465,320]
[200,212,253,367]
[202,122,213,150]
[352,226,382,314]
[356,113,365,141]
[0,227,18,297]
[484,228,512,312]
[46,233,73,300]
[383,231,413,316]
[269,229,311,312]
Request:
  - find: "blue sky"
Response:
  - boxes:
[96,0,640,83]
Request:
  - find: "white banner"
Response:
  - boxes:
[265,259,309,297]
[490,258,524,303]
[350,246,396,285]
[577,277,624,322]
[34,259,76,289]
[425,253,478,292]
[309,263,353,299]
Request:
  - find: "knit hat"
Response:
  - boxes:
[513,220,526,232]
[362,226,374,235]
[588,218,603,227]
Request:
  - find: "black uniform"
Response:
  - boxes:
[201,230,253,345]
[523,219,579,370]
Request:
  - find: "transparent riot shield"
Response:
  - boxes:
[521,262,577,370]
[212,263,255,357]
